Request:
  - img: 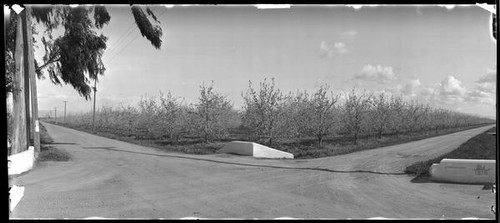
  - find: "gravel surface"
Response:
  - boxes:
[11,122,496,219]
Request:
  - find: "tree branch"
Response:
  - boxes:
[35,56,60,72]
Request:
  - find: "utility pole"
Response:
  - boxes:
[22,9,31,148]
[92,79,97,130]
[63,100,67,122]
[54,107,57,124]
[11,11,28,155]
[23,6,40,158]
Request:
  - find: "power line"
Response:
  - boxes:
[106,7,169,64]
[106,32,141,64]
[104,22,137,59]
[110,21,136,50]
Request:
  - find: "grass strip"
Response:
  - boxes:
[38,123,71,162]
[404,126,496,176]
[48,120,492,160]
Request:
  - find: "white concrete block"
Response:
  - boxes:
[219,141,294,159]
[430,159,496,184]
[8,146,35,176]
[9,185,24,212]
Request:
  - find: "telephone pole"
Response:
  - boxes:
[54,107,57,124]
[63,100,67,122]
[22,9,31,148]
[92,79,97,130]
[11,12,27,155]
[23,6,40,157]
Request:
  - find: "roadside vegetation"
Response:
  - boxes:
[405,126,497,176]
[37,123,71,162]
[45,79,494,159]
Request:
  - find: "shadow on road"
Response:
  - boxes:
[410,175,494,189]
[81,146,407,176]
[45,142,78,145]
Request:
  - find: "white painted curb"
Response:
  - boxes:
[8,146,35,176]
[9,185,25,212]
[430,159,496,184]
[219,141,294,159]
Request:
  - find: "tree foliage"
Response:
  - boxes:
[4,5,163,99]
[190,82,236,142]
[301,85,339,145]
[343,89,373,144]
[368,93,391,138]
[61,80,494,148]
[242,78,289,145]
[157,91,187,140]
[131,6,162,49]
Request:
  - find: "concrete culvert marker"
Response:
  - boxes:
[218,141,294,159]
[430,159,495,184]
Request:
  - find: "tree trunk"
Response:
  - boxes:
[24,7,40,158]
[11,16,27,155]
[318,136,323,146]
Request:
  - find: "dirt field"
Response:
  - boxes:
[11,122,496,219]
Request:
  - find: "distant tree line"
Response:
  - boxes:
[63,79,494,145]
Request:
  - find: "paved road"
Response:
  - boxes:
[11,122,496,219]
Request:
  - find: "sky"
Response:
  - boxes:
[30,4,496,119]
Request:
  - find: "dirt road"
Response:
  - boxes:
[11,122,496,219]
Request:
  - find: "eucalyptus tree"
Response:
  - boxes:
[5,4,164,154]
[31,5,163,98]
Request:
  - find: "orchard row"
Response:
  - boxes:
[64,79,494,145]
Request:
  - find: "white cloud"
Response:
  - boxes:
[436,76,467,96]
[319,41,332,58]
[382,74,495,116]
[401,79,421,97]
[320,41,348,58]
[418,75,495,106]
[476,82,496,93]
[467,90,490,98]
[460,69,497,105]
[343,30,358,36]
[333,42,348,54]
[476,69,496,84]
[355,64,396,84]
[468,69,497,97]
[465,89,495,104]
